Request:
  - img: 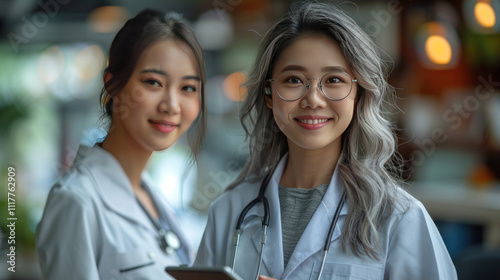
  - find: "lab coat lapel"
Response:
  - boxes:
[282,166,349,278]
[250,156,288,278]
[77,145,156,234]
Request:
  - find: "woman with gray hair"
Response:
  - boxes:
[195,2,456,279]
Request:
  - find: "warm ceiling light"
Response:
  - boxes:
[425,35,452,65]
[38,46,65,84]
[88,6,128,33]
[474,2,496,27]
[75,45,105,81]
[416,21,460,69]
[222,72,247,102]
[463,0,499,32]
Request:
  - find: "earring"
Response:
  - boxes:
[265,87,271,95]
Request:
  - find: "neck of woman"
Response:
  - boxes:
[280,141,341,189]
[100,126,152,192]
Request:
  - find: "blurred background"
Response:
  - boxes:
[0,0,499,279]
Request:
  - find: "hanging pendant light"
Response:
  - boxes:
[416,21,461,69]
[463,0,499,33]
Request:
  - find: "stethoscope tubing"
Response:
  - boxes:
[231,171,346,280]
[317,191,346,280]
[231,173,272,274]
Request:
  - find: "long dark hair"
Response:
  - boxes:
[100,9,206,157]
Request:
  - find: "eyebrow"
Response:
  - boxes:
[279,65,349,73]
[182,75,201,81]
[141,69,167,76]
[141,69,200,81]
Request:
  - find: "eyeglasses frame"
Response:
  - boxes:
[266,71,358,101]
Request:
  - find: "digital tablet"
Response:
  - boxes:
[165,266,243,280]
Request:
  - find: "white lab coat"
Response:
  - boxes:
[194,155,457,280]
[36,145,192,280]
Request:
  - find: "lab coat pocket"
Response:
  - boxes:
[310,261,383,280]
[110,249,157,280]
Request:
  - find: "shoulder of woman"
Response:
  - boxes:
[46,168,99,211]
[386,186,434,228]
[38,177,100,241]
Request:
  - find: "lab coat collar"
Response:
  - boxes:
[74,145,157,234]
[283,161,349,278]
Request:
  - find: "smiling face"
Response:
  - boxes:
[266,33,357,152]
[110,39,201,152]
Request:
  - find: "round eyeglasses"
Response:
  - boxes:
[267,71,357,101]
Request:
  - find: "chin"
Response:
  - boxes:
[293,139,341,151]
[142,141,173,152]
[154,144,173,152]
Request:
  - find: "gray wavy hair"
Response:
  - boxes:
[227,2,406,259]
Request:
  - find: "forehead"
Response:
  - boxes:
[272,33,352,75]
[135,39,199,75]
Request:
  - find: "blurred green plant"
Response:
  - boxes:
[0,95,29,136]
[0,189,36,251]
[0,96,35,252]
[463,30,500,70]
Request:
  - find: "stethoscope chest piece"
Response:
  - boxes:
[159,228,181,255]
[135,194,181,256]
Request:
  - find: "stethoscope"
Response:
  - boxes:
[136,196,181,255]
[230,172,347,280]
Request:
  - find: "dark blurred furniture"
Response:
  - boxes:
[454,246,500,280]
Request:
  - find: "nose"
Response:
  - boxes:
[300,80,326,109]
[159,88,181,114]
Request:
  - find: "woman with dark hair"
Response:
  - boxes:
[194,2,456,280]
[36,10,206,279]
